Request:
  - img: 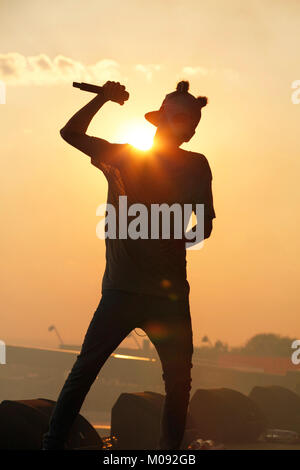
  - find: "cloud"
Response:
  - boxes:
[134,64,161,81]
[182,66,209,76]
[182,65,239,82]
[0,53,124,86]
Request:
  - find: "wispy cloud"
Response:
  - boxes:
[134,64,161,81]
[182,66,210,76]
[0,53,124,86]
[182,66,239,82]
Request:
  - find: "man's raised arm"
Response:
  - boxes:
[60,81,128,161]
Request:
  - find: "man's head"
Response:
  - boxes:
[145,81,208,149]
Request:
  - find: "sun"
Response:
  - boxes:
[116,121,155,151]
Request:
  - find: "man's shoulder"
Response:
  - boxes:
[184,149,208,162]
[104,142,138,165]
[109,141,132,154]
[117,143,147,159]
[183,150,211,175]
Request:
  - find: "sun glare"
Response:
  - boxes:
[116,121,155,151]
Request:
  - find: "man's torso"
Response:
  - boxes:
[94,144,211,300]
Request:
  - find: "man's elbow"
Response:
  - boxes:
[60,128,73,142]
[60,128,70,141]
[60,128,82,143]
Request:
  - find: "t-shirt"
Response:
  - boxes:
[90,139,216,300]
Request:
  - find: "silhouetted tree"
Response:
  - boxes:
[230,333,297,357]
[214,340,229,353]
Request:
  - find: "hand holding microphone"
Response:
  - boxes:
[72,80,129,105]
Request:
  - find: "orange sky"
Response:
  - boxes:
[1,0,300,350]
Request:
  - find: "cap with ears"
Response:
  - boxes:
[144,80,208,128]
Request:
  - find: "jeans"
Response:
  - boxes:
[42,289,194,450]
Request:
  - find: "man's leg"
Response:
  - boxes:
[42,290,138,449]
[139,295,193,450]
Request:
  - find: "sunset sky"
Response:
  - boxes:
[1,0,300,351]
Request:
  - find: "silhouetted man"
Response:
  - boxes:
[42,79,216,450]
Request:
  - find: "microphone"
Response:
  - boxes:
[72,82,129,104]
